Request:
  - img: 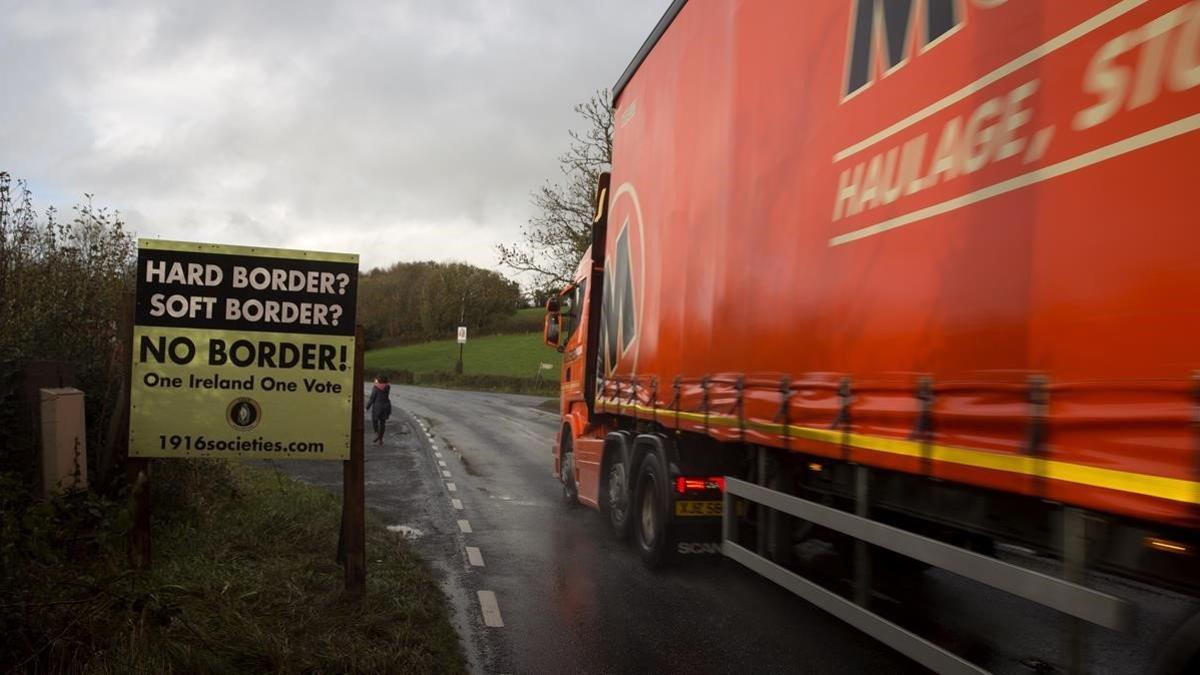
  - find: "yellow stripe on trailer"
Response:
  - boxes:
[596,397,1200,506]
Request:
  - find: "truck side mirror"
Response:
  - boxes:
[543,312,561,349]
[545,296,560,313]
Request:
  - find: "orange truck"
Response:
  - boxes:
[545,0,1198,667]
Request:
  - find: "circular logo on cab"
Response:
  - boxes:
[226,397,261,431]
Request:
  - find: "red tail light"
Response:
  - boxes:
[675,476,727,494]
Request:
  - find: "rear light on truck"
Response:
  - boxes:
[1145,537,1191,555]
[675,476,726,494]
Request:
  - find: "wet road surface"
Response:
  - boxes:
[280,385,1198,674]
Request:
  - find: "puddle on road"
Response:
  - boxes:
[484,494,541,507]
[386,525,423,540]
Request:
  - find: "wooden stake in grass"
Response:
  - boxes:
[122,293,152,572]
[342,324,367,594]
[127,458,151,570]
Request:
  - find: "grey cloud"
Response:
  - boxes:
[0,0,668,272]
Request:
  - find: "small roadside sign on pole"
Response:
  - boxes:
[455,326,467,374]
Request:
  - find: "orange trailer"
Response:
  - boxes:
[545,0,1198,665]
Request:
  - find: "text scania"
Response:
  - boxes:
[677,542,722,555]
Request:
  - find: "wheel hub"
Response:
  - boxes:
[609,464,627,520]
[641,482,657,543]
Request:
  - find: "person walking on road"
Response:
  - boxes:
[366,375,391,444]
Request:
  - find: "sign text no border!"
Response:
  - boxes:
[128,239,359,460]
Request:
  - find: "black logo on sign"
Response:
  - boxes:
[843,0,963,98]
[226,397,261,431]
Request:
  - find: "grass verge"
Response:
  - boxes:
[1,461,464,674]
[366,332,559,380]
[374,370,559,397]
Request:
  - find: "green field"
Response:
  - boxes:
[366,331,560,379]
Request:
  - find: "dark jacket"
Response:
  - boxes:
[366,384,391,420]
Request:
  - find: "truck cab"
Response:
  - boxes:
[544,253,592,413]
[543,174,612,512]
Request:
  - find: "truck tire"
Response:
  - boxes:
[561,438,578,506]
[605,453,632,540]
[633,450,670,568]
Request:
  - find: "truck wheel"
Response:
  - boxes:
[634,452,670,568]
[605,455,632,540]
[560,439,578,506]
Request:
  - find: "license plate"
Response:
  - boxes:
[675,500,723,517]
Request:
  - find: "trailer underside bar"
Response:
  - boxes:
[721,476,1133,672]
[722,540,987,675]
[723,477,1130,629]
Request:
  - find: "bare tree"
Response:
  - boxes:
[498,89,612,293]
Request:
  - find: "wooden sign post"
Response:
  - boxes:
[342,324,366,593]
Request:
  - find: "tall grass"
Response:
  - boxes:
[0,461,465,673]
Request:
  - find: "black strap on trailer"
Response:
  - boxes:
[650,377,659,426]
[1024,375,1049,497]
[671,376,682,431]
[775,376,793,450]
[910,376,935,476]
[1192,372,1199,514]
[701,376,711,434]
[628,376,639,423]
[735,375,746,443]
[833,377,853,462]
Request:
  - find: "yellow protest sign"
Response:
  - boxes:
[128,240,358,460]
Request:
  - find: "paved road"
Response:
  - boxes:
[283,385,1197,674]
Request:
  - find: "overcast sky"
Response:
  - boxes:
[0,0,668,274]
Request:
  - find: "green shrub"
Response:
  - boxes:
[0,173,136,488]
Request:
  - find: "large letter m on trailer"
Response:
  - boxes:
[843,0,963,98]
[600,223,636,377]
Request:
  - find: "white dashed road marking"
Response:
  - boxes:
[452,498,463,510]
[442,470,452,478]
[478,591,504,627]
[438,460,447,467]
[447,482,457,492]
[466,546,484,567]
[458,519,473,533]
[435,452,443,458]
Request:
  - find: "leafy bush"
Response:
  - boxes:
[0,172,135,487]
[358,261,522,347]
[0,471,130,671]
